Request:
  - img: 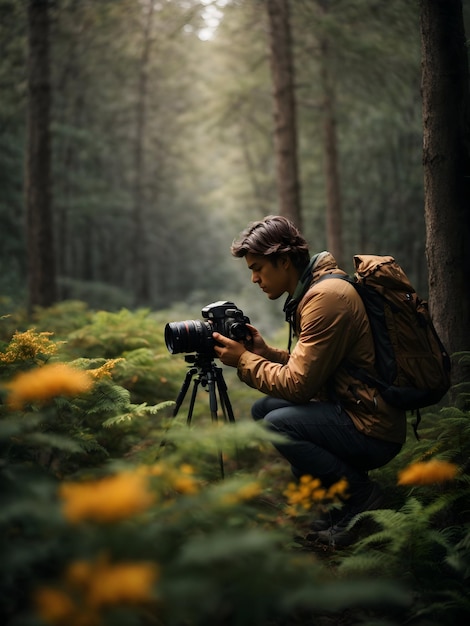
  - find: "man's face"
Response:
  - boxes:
[245,252,295,300]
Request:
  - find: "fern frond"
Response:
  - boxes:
[87,384,131,415]
[75,437,109,456]
[102,413,138,428]
[145,400,175,414]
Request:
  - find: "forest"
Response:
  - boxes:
[1,1,470,625]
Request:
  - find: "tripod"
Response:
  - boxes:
[172,353,236,478]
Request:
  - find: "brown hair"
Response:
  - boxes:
[231,215,310,271]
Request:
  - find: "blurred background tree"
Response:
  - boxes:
[0,0,469,355]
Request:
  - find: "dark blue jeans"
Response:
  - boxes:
[252,397,401,488]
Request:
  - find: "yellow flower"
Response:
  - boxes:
[84,559,158,607]
[4,363,93,410]
[398,460,459,486]
[284,475,348,512]
[88,359,124,380]
[34,556,159,624]
[60,472,155,523]
[65,560,94,590]
[0,328,59,364]
[220,481,262,505]
[33,588,77,625]
[172,475,199,494]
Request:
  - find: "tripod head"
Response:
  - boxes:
[183,352,218,372]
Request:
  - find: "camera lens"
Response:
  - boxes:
[164,320,213,355]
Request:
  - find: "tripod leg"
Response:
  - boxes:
[173,367,196,417]
[206,368,225,478]
[215,367,236,423]
[186,377,200,426]
[206,369,219,422]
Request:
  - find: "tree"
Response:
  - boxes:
[132,0,155,306]
[420,0,470,380]
[265,0,302,228]
[317,0,344,267]
[25,0,56,312]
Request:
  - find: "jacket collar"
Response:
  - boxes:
[283,251,338,351]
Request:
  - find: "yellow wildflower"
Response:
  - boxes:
[60,472,155,523]
[172,475,199,494]
[88,358,124,380]
[0,328,58,364]
[83,559,158,607]
[4,363,93,410]
[284,475,349,512]
[33,588,77,625]
[34,556,158,625]
[221,481,262,505]
[65,560,94,590]
[171,464,199,494]
[398,460,459,486]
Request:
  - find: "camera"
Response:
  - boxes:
[164,301,250,357]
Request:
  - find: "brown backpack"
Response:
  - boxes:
[326,255,451,438]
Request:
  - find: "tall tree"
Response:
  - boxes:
[317,0,344,267]
[420,0,470,380]
[132,0,155,306]
[25,0,56,312]
[265,0,302,228]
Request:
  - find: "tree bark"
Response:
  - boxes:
[132,0,154,307]
[420,0,470,382]
[319,35,344,267]
[26,0,56,312]
[266,0,302,229]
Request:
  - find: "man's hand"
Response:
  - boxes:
[244,323,269,357]
[212,332,247,367]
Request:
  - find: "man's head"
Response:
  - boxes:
[231,215,310,299]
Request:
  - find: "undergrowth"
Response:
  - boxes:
[0,301,468,626]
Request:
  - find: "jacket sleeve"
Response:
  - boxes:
[237,288,357,403]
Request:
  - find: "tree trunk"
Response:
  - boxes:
[132,0,154,307]
[319,35,344,267]
[266,0,302,229]
[420,0,470,383]
[25,0,56,312]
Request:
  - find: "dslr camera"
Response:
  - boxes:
[165,301,250,357]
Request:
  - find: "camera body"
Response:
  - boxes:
[165,301,250,357]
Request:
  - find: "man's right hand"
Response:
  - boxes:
[244,323,270,357]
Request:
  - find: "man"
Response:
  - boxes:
[213,215,405,546]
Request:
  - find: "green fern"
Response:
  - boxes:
[102,401,174,428]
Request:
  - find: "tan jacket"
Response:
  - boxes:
[237,253,407,444]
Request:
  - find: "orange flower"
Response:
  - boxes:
[4,363,93,410]
[88,358,124,380]
[59,472,155,523]
[284,475,348,512]
[220,481,262,505]
[34,557,158,624]
[83,560,158,608]
[398,460,458,486]
[0,328,58,364]
[33,588,77,625]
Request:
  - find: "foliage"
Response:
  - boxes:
[0,307,470,626]
[0,326,172,474]
[333,377,470,625]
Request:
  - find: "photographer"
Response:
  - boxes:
[212,215,405,546]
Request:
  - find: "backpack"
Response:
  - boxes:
[327,255,451,438]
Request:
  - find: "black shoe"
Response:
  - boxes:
[315,481,384,547]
